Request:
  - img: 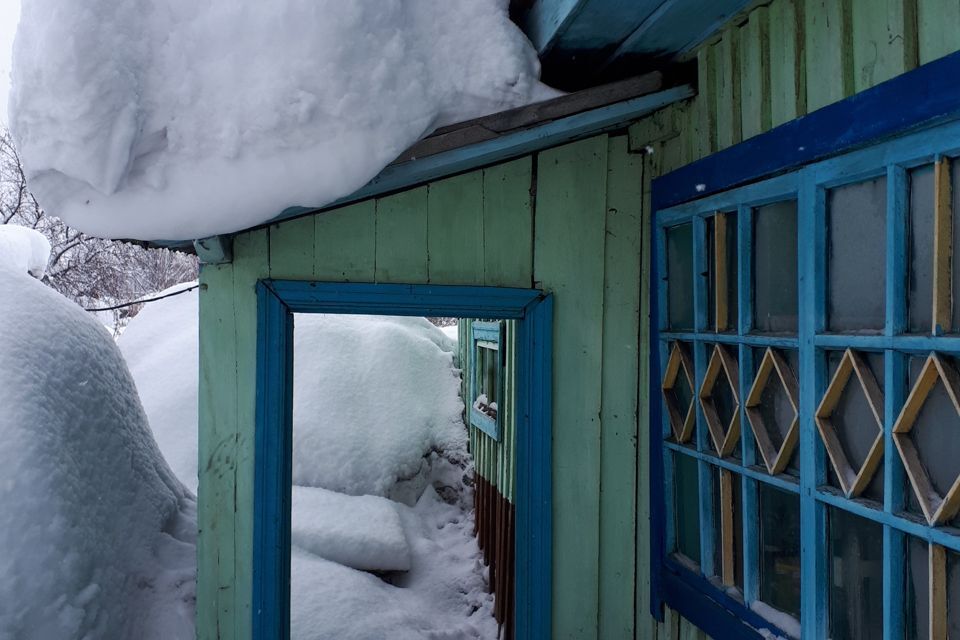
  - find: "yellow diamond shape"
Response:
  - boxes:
[699,344,741,457]
[893,353,960,525]
[662,342,695,443]
[745,348,799,475]
[815,349,885,498]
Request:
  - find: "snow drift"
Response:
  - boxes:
[9,0,556,241]
[0,229,195,638]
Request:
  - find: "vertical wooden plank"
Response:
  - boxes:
[375,187,429,283]
[696,46,718,159]
[314,202,376,282]
[714,213,729,332]
[934,157,953,334]
[197,261,238,640]
[232,229,271,640]
[598,135,642,639]
[931,543,947,640]
[719,469,735,587]
[427,172,484,284]
[483,158,535,288]
[804,0,854,112]
[851,0,917,92]
[269,216,314,280]
[714,29,742,151]
[917,0,960,64]
[534,136,608,639]
[769,0,807,127]
[636,143,662,640]
[679,616,708,640]
[738,7,772,140]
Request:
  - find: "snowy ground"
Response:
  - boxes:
[120,294,493,638]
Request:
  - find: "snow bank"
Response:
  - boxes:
[292,486,410,572]
[291,487,495,640]
[0,224,50,278]
[0,266,195,638]
[292,314,465,499]
[10,0,556,241]
[119,282,199,492]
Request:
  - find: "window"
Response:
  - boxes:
[654,118,960,639]
[471,320,504,440]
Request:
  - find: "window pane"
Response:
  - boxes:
[905,536,929,640]
[909,165,934,333]
[754,201,798,333]
[905,355,960,525]
[828,507,883,640]
[824,351,884,502]
[827,177,887,332]
[668,223,695,331]
[707,354,738,457]
[673,452,701,564]
[751,348,800,474]
[759,483,801,620]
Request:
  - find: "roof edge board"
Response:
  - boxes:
[147,82,693,250]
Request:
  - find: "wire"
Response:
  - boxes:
[83,284,199,312]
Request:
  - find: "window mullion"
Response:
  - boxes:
[798,172,828,640]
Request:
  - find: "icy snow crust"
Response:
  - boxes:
[0,268,195,638]
[10,0,555,241]
[118,282,200,492]
[0,224,50,278]
[292,313,465,499]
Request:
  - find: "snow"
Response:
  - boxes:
[10,0,558,241]
[750,600,800,640]
[120,300,491,638]
[291,314,465,501]
[118,281,199,492]
[440,324,459,343]
[291,486,411,573]
[0,224,50,278]
[0,264,195,638]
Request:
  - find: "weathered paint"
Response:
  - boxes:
[196,1,960,638]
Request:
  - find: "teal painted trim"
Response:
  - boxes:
[253,282,294,640]
[661,331,799,348]
[469,320,503,441]
[253,281,552,640]
[517,0,584,53]
[813,333,960,351]
[665,443,800,495]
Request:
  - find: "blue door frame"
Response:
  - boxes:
[252,280,554,639]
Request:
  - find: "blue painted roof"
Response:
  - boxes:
[514,0,752,89]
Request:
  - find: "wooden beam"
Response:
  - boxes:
[931,543,947,640]
[933,156,953,334]
[715,212,729,331]
[719,469,736,586]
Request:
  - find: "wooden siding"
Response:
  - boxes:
[628,0,960,637]
[196,2,960,639]
[198,136,644,640]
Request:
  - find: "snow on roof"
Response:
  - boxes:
[9,0,556,242]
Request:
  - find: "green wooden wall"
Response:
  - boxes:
[628,1,960,638]
[196,2,960,638]
[198,137,644,640]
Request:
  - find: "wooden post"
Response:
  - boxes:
[933,157,953,334]
[720,469,736,586]
[930,543,947,640]
[715,212,729,332]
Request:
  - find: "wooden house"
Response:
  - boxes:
[170,1,960,638]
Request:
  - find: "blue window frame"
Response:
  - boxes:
[651,52,960,640]
[470,320,504,439]
[252,281,553,640]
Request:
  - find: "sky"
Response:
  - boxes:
[0,0,21,125]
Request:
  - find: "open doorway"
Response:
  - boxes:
[252,281,552,640]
